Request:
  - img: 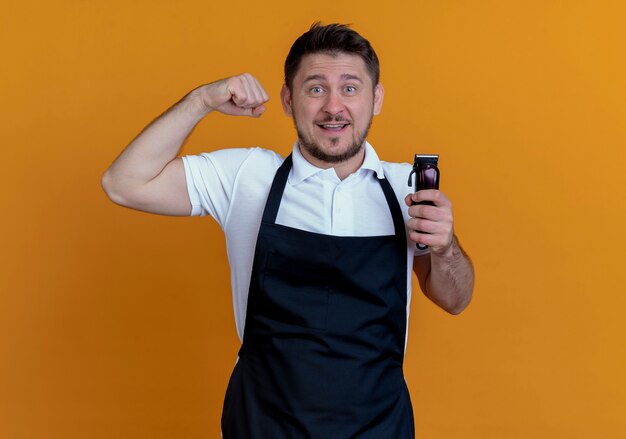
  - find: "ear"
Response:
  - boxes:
[373,83,384,115]
[280,84,293,116]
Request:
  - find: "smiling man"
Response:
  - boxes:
[102,22,474,439]
[282,52,383,176]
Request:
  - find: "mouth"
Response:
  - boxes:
[316,121,350,132]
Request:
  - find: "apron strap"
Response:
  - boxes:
[261,154,293,224]
[378,176,407,240]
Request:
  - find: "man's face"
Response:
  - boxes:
[281,52,384,165]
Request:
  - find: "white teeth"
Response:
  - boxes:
[322,124,344,128]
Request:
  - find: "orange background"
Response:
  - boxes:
[1,1,625,438]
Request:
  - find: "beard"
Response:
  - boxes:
[294,112,374,164]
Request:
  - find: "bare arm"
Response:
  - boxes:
[101,73,269,215]
[405,191,474,314]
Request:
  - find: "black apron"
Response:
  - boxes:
[221,155,414,438]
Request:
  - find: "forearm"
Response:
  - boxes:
[102,88,210,195]
[424,235,474,315]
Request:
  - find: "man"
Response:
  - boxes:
[103,23,473,438]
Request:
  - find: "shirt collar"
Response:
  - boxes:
[288,140,385,185]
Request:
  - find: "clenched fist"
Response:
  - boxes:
[196,73,270,118]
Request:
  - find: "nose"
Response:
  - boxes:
[321,90,344,116]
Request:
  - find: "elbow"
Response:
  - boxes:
[447,286,474,315]
[431,288,473,315]
[441,269,475,315]
[445,295,472,315]
[101,169,129,207]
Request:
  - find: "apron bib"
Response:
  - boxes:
[222,155,414,438]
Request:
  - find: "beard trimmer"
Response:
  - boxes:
[407,154,440,250]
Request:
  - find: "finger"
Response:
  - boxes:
[229,83,249,107]
[231,86,251,108]
[233,105,268,118]
[229,75,255,108]
[236,73,269,108]
[404,194,413,207]
[409,229,447,248]
[410,189,450,207]
[408,203,437,219]
[232,85,265,109]
[224,104,255,117]
[408,228,440,247]
[407,217,444,235]
[246,74,270,104]
[238,74,260,106]
[408,205,452,225]
[250,105,267,117]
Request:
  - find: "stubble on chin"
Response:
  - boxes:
[295,118,373,165]
[297,131,364,164]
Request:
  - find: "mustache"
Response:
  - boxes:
[316,115,350,123]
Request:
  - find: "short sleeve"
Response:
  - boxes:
[182,148,259,227]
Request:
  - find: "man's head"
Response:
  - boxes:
[281,23,384,169]
[284,22,380,92]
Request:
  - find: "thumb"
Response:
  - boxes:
[404,193,415,206]
[250,105,266,117]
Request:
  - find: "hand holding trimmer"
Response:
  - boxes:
[407,154,440,250]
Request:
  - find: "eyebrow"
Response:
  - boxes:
[303,73,364,84]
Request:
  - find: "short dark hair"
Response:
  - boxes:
[284,22,380,90]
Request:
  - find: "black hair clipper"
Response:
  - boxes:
[407,154,440,250]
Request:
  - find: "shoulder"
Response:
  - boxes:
[189,146,283,169]
[183,147,284,182]
[363,143,411,190]
[232,147,285,185]
[245,147,285,168]
[211,146,283,162]
[380,160,412,192]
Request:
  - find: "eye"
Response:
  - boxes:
[344,85,357,93]
[310,86,324,94]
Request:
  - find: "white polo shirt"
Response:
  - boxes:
[182,141,426,342]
